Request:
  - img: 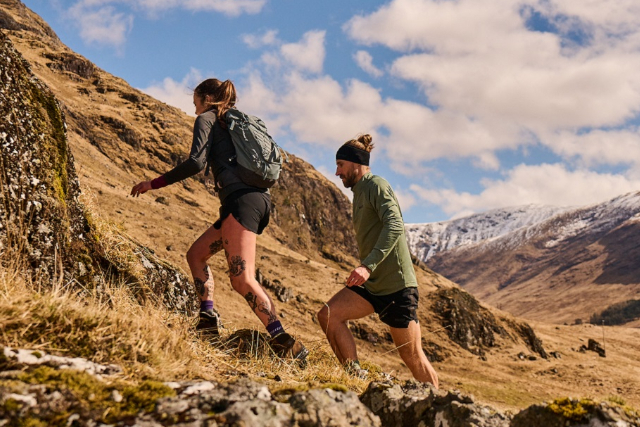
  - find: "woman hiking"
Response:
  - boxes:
[130,78,308,363]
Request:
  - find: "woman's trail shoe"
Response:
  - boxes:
[195,309,221,337]
[269,332,309,367]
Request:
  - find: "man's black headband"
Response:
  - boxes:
[336,145,370,166]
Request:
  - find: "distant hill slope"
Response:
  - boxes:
[406,193,640,325]
[0,0,357,265]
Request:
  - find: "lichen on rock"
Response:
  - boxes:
[0,31,197,315]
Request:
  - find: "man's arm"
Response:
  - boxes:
[360,183,404,272]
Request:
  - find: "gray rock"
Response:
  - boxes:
[213,399,293,427]
[360,381,509,427]
[512,399,640,427]
[2,347,123,376]
[290,388,381,427]
[0,32,198,316]
[588,339,606,357]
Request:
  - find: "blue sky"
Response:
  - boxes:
[25,0,640,224]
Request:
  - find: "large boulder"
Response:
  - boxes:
[0,31,197,314]
[360,381,510,427]
[511,398,640,427]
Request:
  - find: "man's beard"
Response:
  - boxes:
[341,170,359,188]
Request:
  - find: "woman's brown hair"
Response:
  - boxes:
[343,134,375,153]
[193,78,237,123]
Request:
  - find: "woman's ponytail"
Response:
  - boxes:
[193,78,237,123]
[217,80,237,120]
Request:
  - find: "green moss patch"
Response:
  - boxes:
[547,397,596,422]
[2,366,175,425]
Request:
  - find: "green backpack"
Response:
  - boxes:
[222,108,286,189]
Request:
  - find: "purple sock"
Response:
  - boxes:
[266,320,284,337]
[200,300,214,312]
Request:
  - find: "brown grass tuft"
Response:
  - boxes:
[0,193,377,393]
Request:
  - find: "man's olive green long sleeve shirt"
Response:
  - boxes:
[352,172,417,295]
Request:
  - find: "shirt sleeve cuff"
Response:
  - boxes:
[362,261,376,273]
[151,176,168,189]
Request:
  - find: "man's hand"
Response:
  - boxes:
[130,181,152,197]
[346,265,371,287]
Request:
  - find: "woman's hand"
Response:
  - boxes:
[346,265,371,287]
[130,181,152,197]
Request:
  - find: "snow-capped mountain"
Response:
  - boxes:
[406,192,640,325]
[406,205,570,262]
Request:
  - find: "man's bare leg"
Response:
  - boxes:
[389,320,439,388]
[317,287,374,363]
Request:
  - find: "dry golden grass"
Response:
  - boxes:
[0,198,376,393]
[0,264,377,392]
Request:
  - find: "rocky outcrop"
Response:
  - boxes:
[361,381,640,427]
[0,347,380,427]
[0,30,91,284]
[0,31,197,314]
[269,154,358,263]
[431,287,547,358]
[361,381,510,427]
[578,338,606,358]
[0,0,60,45]
[512,398,640,427]
[1,347,123,378]
[2,348,639,426]
[257,268,295,303]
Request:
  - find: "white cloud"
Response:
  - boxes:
[67,4,133,48]
[410,163,640,216]
[354,50,383,78]
[280,30,326,74]
[242,29,279,48]
[344,0,640,153]
[65,0,267,47]
[235,68,525,171]
[543,129,640,169]
[394,188,417,213]
[140,68,203,116]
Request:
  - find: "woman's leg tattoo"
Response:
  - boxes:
[209,239,223,255]
[195,277,205,298]
[244,291,277,324]
[229,255,246,277]
[195,265,214,300]
[245,291,258,310]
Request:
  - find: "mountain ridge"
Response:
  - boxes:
[406,191,640,325]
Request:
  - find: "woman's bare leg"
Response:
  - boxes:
[221,214,277,327]
[186,224,223,304]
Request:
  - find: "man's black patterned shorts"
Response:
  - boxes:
[347,285,419,328]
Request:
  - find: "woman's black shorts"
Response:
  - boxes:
[213,189,271,235]
[347,285,419,329]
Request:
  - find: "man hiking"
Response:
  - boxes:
[317,134,438,387]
